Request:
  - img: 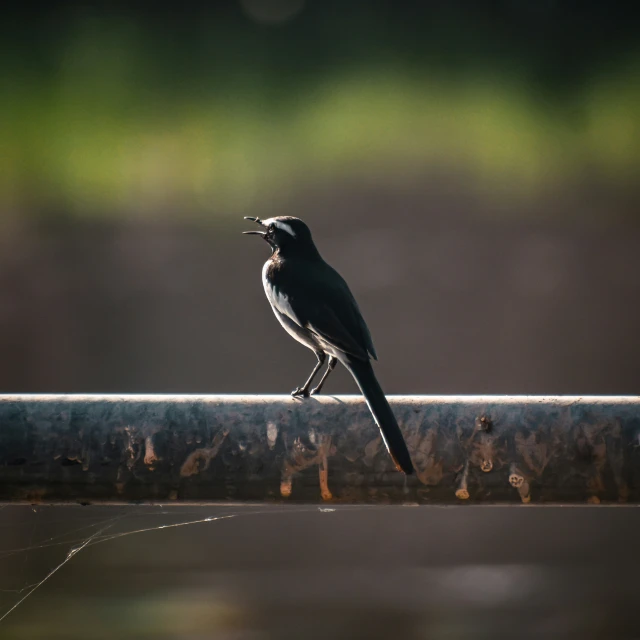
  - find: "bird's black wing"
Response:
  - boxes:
[272,259,377,362]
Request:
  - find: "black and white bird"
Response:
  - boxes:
[243,215,414,475]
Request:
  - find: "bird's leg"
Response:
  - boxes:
[291,351,326,398]
[310,356,338,396]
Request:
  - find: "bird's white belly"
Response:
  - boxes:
[262,262,318,350]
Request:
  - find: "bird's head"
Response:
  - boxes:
[243,216,317,257]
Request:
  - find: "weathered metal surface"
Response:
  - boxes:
[0,395,638,504]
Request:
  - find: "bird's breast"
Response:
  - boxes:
[261,259,319,350]
[263,259,305,325]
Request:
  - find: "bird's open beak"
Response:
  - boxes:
[243,216,266,236]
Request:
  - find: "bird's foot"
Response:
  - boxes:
[309,386,323,396]
[291,387,310,398]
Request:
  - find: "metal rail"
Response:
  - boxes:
[0,395,638,504]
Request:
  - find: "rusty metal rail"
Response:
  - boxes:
[0,395,638,505]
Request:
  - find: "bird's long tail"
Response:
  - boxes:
[344,358,414,474]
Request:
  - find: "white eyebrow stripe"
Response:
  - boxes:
[264,218,296,238]
[276,222,296,237]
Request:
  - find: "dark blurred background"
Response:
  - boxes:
[2,0,639,395]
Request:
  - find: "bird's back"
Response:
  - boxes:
[265,254,377,363]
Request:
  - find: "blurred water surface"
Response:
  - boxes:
[0,505,638,638]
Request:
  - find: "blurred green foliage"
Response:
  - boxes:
[2,1,639,218]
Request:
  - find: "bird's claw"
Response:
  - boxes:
[309,387,321,396]
[291,387,310,398]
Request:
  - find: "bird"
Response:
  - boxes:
[243,215,414,474]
